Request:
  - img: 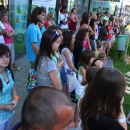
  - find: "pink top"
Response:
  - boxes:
[83,40,89,49]
[3,22,14,44]
[81,24,88,29]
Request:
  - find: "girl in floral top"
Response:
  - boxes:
[0,44,19,130]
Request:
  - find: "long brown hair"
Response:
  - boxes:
[80,67,126,130]
[0,44,14,92]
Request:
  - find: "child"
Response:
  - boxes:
[95,40,103,58]
[75,50,95,101]
[0,44,19,129]
[47,26,63,81]
[91,51,106,68]
[74,66,100,129]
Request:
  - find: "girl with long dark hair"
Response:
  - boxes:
[80,67,127,130]
[0,44,19,129]
[35,29,61,90]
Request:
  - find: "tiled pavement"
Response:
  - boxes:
[9,54,76,130]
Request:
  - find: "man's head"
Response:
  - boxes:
[21,87,74,130]
[61,6,67,13]
[30,7,46,24]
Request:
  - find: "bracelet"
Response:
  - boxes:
[14,96,20,101]
[118,115,126,123]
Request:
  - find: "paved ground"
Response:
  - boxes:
[9,54,76,130]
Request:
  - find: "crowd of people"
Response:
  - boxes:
[0,5,129,130]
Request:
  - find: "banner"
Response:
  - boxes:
[90,1,119,14]
[32,0,56,13]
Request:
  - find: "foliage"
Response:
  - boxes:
[109,38,130,61]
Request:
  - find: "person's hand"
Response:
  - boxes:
[89,46,92,50]
[2,29,7,34]
[5,104,14,111]
[7,100,18,111]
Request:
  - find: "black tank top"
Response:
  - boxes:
[91,59,100,66]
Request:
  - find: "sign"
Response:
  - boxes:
[32,0,56,13]
[9,0,29,52]
[90,1,119,14]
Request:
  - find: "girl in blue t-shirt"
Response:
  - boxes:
[0,44,20,130]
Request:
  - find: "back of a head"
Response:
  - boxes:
[97,51,106,61]
[81,14,90,26]
[47,25,62,32]
[81,67,126,130]
[86,66,100,84]
[22,87,72,130]
[97,40,102,49]
[76,28,88,42]
[80,50,95,67]
[62,30,74,49]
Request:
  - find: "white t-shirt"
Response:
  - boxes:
[0,21,5,44]
[58,13,68,29]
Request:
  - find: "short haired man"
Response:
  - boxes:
[58,6,69,31]
[21,87,75,130]
[26,7,46,69]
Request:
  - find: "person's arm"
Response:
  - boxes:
[0,29,7,35]
[10,26,15,35]
[74,104,80,128]
[87,37,91,50]
[80,67,86,82]
[95,60,103,68]
[56,52,63,70]
[63,49,77,73]
[49,70,62,90]
[32,42,39,54]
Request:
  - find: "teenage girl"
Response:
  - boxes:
[0,44,19,130]
[75,50,95,101]
[35,29,61,90]
[74,66,100,129]
[60,30,77,95]
[80,68,127,130]
[47,26,64,80]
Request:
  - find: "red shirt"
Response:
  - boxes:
[106,26,113,39]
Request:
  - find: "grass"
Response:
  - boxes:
[113,60,130,128]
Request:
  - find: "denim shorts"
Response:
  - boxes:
[60,67,73,85]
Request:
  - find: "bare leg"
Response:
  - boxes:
[107,41,112,56]
[62,85,70,97]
